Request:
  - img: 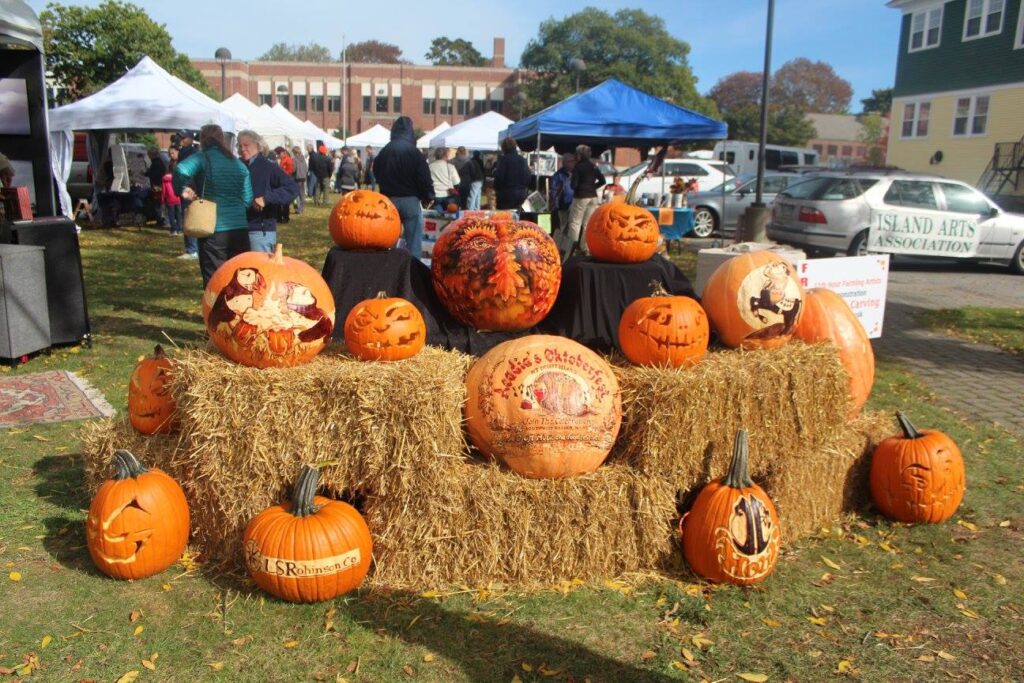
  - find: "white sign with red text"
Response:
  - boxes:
[793,255,890,338]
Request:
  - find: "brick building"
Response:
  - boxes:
[806,113,869,166]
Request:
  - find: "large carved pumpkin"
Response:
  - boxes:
[702,251,804,350]
[344,292,426,361]
[585,202,660,263]
[128,345,177,434]
[243,465,372,603]
[431,216,561,332]
[86,450,190,580]
[203,244,335,368]
[618,283,709,368]
[328,190,401,250]
[870,412,965,524]
[464,335,621,479]
[680,430,781,585]
[794,288,875,416]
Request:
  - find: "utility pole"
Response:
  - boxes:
[341,33,348,141]
[738,0,775,243]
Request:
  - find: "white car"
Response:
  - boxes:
[767,172,1024,274]
[618,158,734,196]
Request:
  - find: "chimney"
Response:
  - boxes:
[492,37,505,68]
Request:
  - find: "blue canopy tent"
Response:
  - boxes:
[500,79,727,154]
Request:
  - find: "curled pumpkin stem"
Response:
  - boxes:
[112,449,148,480]
[291,464,322,518]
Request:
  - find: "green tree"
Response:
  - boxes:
[345,40,407,64]
[860,87,893,115]
[857,112,887,165]
[769,107,817,146]
[519,8,717,117]
[259,42,334,62]
[425,37,487,66]
[40,0,214,104]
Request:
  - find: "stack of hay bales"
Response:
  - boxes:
[82,342,891,589]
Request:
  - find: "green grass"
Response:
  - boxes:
[1,209,1022,681]
[917,307,1024,356]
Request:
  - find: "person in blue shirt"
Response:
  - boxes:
[237,130,298,253]
[549,153,576,235]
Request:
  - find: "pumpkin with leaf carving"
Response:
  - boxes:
[128,345,178,434]
[329,190,401,250]
[585,202,660,263]
[344,292,426,361]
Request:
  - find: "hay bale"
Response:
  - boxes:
[80,419,186,491]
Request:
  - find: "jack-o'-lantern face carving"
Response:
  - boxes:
[344,292,426,361]
[618,285,709,368]
[329,190,401,250]
[128,345,178,435]
[586,203,660,263]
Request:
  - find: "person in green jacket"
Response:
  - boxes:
[173,124,254,285]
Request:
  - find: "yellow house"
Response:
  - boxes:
[886,0,1024,204]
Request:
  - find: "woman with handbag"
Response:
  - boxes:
[173,125,254,285]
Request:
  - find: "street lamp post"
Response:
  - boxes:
[569,58,586,93]
[215,47,232,101]
[515,91,528,119]
[738,0,776,243]
[341,33,348,141]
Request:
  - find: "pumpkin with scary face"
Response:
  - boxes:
[86,450,190,580]
[344,292,426,361]
[432,216,561,332]
[870,412,965,524]
[585,202,660,263]
[128,345,178,434]
[329,190,401,250]
[680,430,781,585]
[618,283,709,368]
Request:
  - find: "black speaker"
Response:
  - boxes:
[6,217,90,345]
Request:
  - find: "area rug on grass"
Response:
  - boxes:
[0,370,115,428]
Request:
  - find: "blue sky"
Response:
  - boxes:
[27,0,901,108]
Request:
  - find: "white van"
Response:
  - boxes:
[714,141,819,177]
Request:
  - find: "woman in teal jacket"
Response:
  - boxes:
[173,124,254,284]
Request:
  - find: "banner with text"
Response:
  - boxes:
[794,255,890,338]
[868,208,979,258]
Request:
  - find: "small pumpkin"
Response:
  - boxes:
[702,251,804,350]
[680,430,781,585]
[464,335,622,479]
[794,288,875,416]
[343,292,426,361]
[128,345,177,434]
[86,450,190,580]
[585,202,660,263]
[870,412,965,524]
[328,190,401,250]
[618,282,709,368]
[445,202,460,214]
[243,465,372,603]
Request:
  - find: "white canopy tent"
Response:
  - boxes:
[260,104,313,148]
[429,111,514,150]
[300,119,343,150]
[344,125,391,148]
[416,122,451,149]
[47,56,240,216]
[221,94,300,150]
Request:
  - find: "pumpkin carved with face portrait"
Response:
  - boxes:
[618,282,709,368]
[585,202,661,263]
[344,292,426,361]
[680,430,781,585]
[329,190,401,250]
[432,216,561,332]
[128,345,178,434]
[86,450,190,580]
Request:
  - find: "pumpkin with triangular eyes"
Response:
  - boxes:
[329,190,401,250]
[585,202,660,263]
[128,345,178,434]
[343,292,426,361]
[618,283,709,368]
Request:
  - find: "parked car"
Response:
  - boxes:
[712,141,819,177]
[767,172,1024,273]
[618,158,734,196]
[686,172,803,237]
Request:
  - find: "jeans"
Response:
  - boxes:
[315,178,329,205]
[198,229,251,286]
[467,181,483,210]
[295,179,306,213]
[248,229,276,253]
[179,199,198,255]
[390,196,424,260]
[306,174,317,199]
[165,203,182,233]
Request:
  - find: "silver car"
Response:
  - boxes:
[687,172,803,237]
[767,172,1024,273]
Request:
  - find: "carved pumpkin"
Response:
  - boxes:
[86,450,190,580]
[618,282,709,368]
[794,288,875,417]
[680,430,781,585]
[702,251,804,350]
[328,190,401,250]
[243,465,372,603]
[432,216,561,332]
[128,345,177,434]
[203,244,335,368]
[344,292,426,361]
[870,412,965,524]
[464,335,622,479]
[585,202,660,263]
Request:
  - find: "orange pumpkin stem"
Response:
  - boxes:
[895,411,922,439]
[272,243,285,265]
[291,464,322,518]
[112,449,149,480]
[723,430,754,488]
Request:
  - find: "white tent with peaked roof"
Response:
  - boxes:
[417,122,451,149]
[221,94,300,150]
[430,111,514,150]
[344,124,391,148]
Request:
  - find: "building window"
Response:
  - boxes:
[440,98,452,115]
[489,100,503,113]
[258,94,272,106]
[812,144,823,154]
[841,145,853,157]
[457,98,469,116]
[900,101,930,138]
[473,99,486,115]
[311,95,323,112]
[392,96,402,113]
[953,95,989,135]
[423,97,436,115]
[964,0,1004,40]
[328,96,341,112]
[276,85,289,108]
[362,95,371,112]
[293,95,307,111]
[909,6,943,51]
[376,94,388,113]
[827,144,838,156]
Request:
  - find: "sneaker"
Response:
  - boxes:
[176,252,198,260]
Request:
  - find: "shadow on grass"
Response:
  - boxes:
[40,515,103,576]
[33,453,89,512]
[87,315,204,346]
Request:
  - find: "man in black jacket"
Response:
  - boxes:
[238,130,299,252]
[308,142,333,206]
[373,116,434,258]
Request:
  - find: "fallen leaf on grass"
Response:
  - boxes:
[231,636,251,647]
[681,648,696,663]
[283,639,300,648]
[691,634,714,649]
[32,435,50,442]
[116,671,139,683]
[807,616,828,626]
[640,650,656,661]
[821,556,841,570]
[836,660,853,673]
[538,664,561,677]
[957,520,979,532]
[762,618,780,628]
[132,625,144,636]
[999,520,1011,528]
[9,571,22,581]
[403,664,415,676]
[422,653,435,663]
[993,574,1007,586]
[937,650,956,661]
[737,673,769,682]
[916,655,935,662]
[878,542,898,553]
[911,576,936,583]
[129,609,143,623]
[510,676,523,683]
[953,588,967,599]
[161,583,172,592]
[521,662,533,672]
[208,661,224,671]
[40,635,52,649]
[958,607,979,619]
